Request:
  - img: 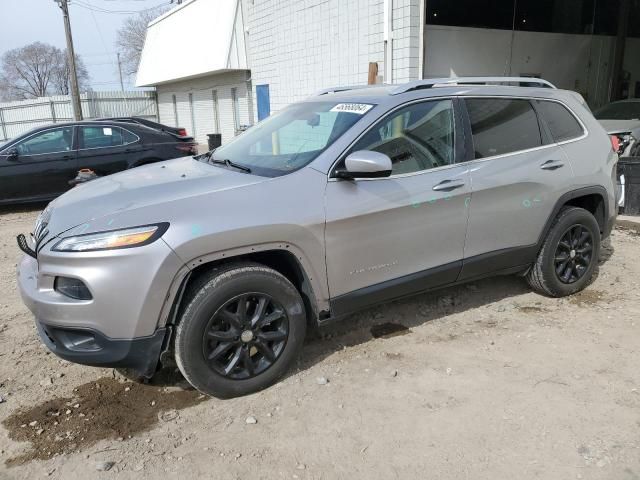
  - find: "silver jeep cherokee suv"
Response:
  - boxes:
[17,77,618,398]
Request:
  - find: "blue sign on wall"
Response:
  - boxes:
[256,84,271,121]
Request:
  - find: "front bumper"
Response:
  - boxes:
[17,236,185,373]
[17,238,184,339]
[36,321,167,377]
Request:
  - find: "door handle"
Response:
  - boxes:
[432,179,465,191]
[540,159,564,170]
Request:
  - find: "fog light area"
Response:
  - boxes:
[54,277,92,300]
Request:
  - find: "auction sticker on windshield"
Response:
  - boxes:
[330,103,374,115]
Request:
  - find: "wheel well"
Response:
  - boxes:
[564,193,605,233]
[177,250,319,327]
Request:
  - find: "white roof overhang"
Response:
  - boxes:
[136,0,247,87]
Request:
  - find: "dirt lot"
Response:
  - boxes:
[0,205,639,480]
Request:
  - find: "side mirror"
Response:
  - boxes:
[6,148,19,160]
[336,150,392,179]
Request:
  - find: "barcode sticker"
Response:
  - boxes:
[330,103,374,115]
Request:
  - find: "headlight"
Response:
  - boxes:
[52,223,169,252]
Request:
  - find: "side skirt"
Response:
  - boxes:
[325,246,536,324]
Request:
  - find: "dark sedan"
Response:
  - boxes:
[0,120,197,205]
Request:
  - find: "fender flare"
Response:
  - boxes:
[155,242,329,330]
[536,185,609,249]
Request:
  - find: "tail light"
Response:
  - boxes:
[175,143,197,155]
[177,128,188,137]
[610,135,621,154]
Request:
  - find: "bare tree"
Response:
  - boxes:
[50,50,90,96]
[0,42,59,99]
[116,6,170,77]
[0,42,90,100]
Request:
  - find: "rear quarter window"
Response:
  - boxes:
[534,100,584,142]
[122,129,139,144]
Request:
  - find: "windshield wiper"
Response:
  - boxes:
[209,157,252,173]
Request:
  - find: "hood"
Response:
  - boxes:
[43,156,265,237]
[598,119,640,135]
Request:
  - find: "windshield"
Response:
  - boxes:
[594,101,640,121]
[208,101,374,176]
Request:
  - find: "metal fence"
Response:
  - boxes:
[0,91,158,142]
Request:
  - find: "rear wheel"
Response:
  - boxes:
[527,206,600,297]
[174,263,306,398]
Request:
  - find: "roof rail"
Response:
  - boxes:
[313,84,381,96]
[390,77,557,95]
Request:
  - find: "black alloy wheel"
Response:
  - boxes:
[203,293,289,380]
[554,224,594,284]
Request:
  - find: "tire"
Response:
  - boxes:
[174,263,307,398]
[527,206,600,297]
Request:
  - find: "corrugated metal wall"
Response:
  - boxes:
[0,91,157,142]
[155,71,252,145]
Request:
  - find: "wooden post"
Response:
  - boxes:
[368,62,379,85]
[50,100,57,123]
[0,108,7,141]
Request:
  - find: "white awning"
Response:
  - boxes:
[136,0,247,87]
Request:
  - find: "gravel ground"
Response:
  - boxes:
[0,205,639,480]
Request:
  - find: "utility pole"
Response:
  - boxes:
[55,0,83,120]
[117,53,125,91]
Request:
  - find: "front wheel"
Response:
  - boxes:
[174,263,307,398]
[527,206,601,297]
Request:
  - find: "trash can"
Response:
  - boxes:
[618,157,640,215]
[207,133,222,151]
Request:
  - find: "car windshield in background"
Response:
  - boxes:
[594,101,640,120]
[208,101,374,177]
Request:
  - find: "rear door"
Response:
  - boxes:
[0,126,77,202]
[459,97,575,279]
[76,125,141,175]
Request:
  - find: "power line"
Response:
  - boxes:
[70,0,169,14]
[77,51,120,57]
[84,0,110,54]
[84,61,119,66]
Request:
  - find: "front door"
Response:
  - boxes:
[0,126,77,202]
[325,98,471,315]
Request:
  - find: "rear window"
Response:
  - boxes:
[534,100,583,142]
[79,126,137,148]
[465,99,542,159]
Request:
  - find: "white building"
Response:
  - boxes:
[137,0,640,146]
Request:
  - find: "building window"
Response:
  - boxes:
[172,94,179,127]
[426,0,625,36]
[212,90,220,134]
[231,87,240,134]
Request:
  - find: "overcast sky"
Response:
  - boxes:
[0,0,169,91]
